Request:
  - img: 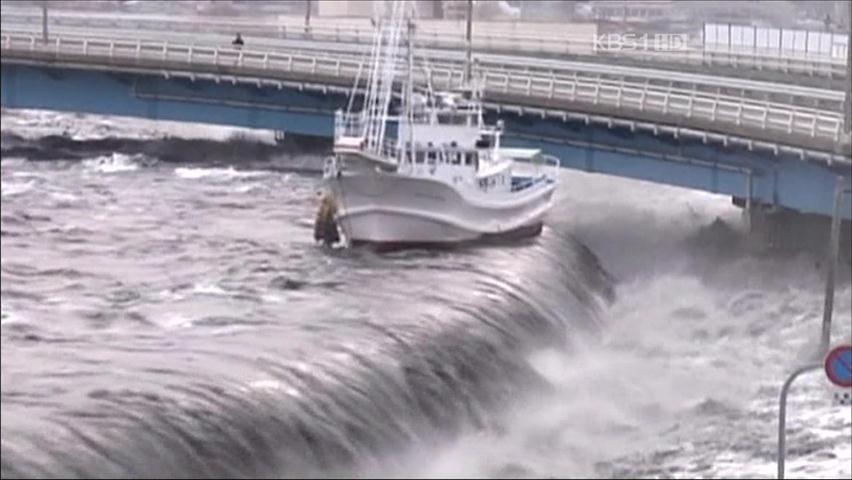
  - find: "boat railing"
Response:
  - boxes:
[334,110,370,141]
[509,153,560,191]
[378,140,402,163]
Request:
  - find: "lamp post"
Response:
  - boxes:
[42,0,48,44]
[464,0,473,84]
[305,0,312,36]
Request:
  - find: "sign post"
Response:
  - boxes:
[777,344,852,479]
[777,363,821,480]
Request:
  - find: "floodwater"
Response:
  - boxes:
[1,110,850,478]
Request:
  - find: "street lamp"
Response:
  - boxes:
[42,0,48,44]
[305,0,312,36]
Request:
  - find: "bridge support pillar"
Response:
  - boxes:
[735,199,851,266]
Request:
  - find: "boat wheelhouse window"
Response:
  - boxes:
[475,135,493,149]
[437,113,468,125]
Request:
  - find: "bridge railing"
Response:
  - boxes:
[3,24,844,112]
[1,33,844,146]
[476,71,843,141]
[1,9,847,79]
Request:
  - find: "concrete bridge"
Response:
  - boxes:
[1,27,850,222]
[2,5,849,88]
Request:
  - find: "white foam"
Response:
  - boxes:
[246,379,302,397]
[174,166,268,180]
[191,282,229,296]
[49,192,81,203]
[1,158,27,168]
[82,153,140,173]
[234,183,266,194]
[0,309,28,326]
[401,169,852,479]
[0,180,36,197]
[160,314,192,329]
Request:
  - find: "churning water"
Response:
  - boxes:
[1,109,850,478]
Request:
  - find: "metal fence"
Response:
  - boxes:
[1,33,847,154]
[704,22,849,60]
[2,8,848,79]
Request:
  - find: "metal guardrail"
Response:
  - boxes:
[1,8,848,79]
[0,33,847,155]
[0,30,841,114]
[4,24,843,110]
[481,71,843,138]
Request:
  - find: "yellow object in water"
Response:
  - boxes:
[314,192,340,246]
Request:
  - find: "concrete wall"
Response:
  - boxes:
[317,0,374,18]
[276,12,597,43]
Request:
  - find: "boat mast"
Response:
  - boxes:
[464,0,473,86]
[362,1,404,154]
[374,2,404,153]
[406,7,414,163]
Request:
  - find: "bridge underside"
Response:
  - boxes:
[2,64,850,219]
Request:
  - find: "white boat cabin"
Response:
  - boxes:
[334,86,532,195]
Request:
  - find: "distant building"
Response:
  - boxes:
[441,0,467,20]
[316,0,374,17]
[835,0,851,30]
[315,0,518,20]
[439,0,520,20]
[587,0,673,22]
[317,0,443,19]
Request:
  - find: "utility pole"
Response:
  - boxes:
[42,0,48,44]
[464,0,473,84]
[845,12,851,134]
[305,0,312,36]
[819,177,846,355]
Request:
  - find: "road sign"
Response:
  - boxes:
[824,344,852,388]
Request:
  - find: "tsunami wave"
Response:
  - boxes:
[0,132,617,478]
[0,229,615,479]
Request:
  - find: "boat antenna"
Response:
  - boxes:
[464,0,473,86]
[345,56,365,117]
[406,7,414,164]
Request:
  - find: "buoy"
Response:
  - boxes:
[314,192,341,246]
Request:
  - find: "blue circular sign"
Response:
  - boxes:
[824,344,852,388]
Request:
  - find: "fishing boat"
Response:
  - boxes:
[318,1,560,246]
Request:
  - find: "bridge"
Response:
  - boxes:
[1,12,851,223]
[2,7,849,90]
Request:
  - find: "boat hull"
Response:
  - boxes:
[324,170,555,245]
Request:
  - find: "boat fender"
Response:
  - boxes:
[313,192,341,246]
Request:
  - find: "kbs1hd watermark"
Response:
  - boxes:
[593,33,689,52]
